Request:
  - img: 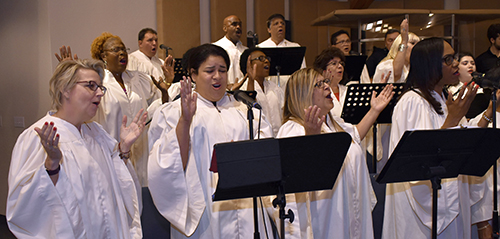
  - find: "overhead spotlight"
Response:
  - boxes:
[429,13,434,17]
[375,26,382,32]
[383,24,388,28]
[366,23,373,30]
[426,25,431,28]
[377,20,383,25]
[428,21,432,25]
[382,29,388,33]
[388,26,393,29]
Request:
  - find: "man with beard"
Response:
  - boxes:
[214,15,248,88]
[475,23,500,73]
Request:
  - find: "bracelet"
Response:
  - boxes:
[46,164,60,176]
[482,113,492,123]
[478,224,490,230]
[398,43,406,52]
[118,142,131,160]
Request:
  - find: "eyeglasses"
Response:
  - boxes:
[76,81,107,95]
[251,56,271,62]
[327,61,345,68]
[104,47,129,54]
[314,78,331,88]
[335,40,351,45]
[442,54,456,66]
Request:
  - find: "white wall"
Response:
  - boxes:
[0,0,156,215]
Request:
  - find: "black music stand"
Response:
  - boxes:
[376,128,500,239]
[343,55,367,84]
[213,132,351,239]
[341,83,404,172]
[173,58,184,83]
[258,47,306,88]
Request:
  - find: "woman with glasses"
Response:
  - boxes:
[89,32,170,187]
[373,19,420,84]
[7,59,146,238]
[276,67,394,238]
[313,46,348,117]
[383,37,497,239]
[235,48,284,136]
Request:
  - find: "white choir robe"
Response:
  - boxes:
[148,93,275,239]
[7,113,142,239]
[383,90,491,239]
[276,116,377,239]
[241,79,284,136]
[94,69,159,187]
[329,84,347,117]
[213,36,248,85]
[127,50,165,86]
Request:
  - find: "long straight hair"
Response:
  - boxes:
[283,68,344,132]
[402,37,445,115]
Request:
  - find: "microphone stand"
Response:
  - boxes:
[246,105,261,239]
[492,88,499,238]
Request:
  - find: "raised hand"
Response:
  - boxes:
[400,19,409,43]
[34,122,62,169]
[119,109,148,153]
[380,71,391,84]
[161,55,175,84]
[370,84,395,112]
[151,75,170,103]
[55,45,78,62]
[179,76,197,124]
[443,81,478,128]
[304,105,325,135]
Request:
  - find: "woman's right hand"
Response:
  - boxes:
[443,82,478,128]
[34,122,62,170]
[400,19,409,44]
[179,76,197,124]
[55,45,78,62]
[304,105,324,135]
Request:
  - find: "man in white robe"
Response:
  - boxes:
[7,112,142,239]
[148,93,275,239]
[257,13,306,88]
[213,15,248,86]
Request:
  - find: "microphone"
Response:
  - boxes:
[159,44,172,51]
[231,90,262,110]
[472,67,500,89]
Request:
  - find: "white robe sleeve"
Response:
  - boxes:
[147,103,206,237]
[7,127,76,238]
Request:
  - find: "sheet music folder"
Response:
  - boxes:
[341,83,405,124]
[258,47,306,76]
[213,132,351,201]
[376,128,500,184]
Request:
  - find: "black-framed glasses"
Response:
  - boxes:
[104,47,129,54]
[442,54,456,66]
[251,56,271,62]
[335,40,351,45]
[314,78,331,88]
[327,61,345,68]
[76,81,107,95]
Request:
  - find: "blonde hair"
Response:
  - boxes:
[49,59,104,110]
[283,68,344,132]
[90,32,123,61]
[381,33,420,63]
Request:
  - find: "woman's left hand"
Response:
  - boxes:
[370,84,395,112]
[119,109,148,153]
[304,105,324,135]
[161,55,175,84]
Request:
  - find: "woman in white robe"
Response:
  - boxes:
[236,48,285,136]
[313,46,348,117]
[148,44,274,239]
[383,37,496,239]
[276,68,394,239]
[7,59,146,238]
[89,33,172,187]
